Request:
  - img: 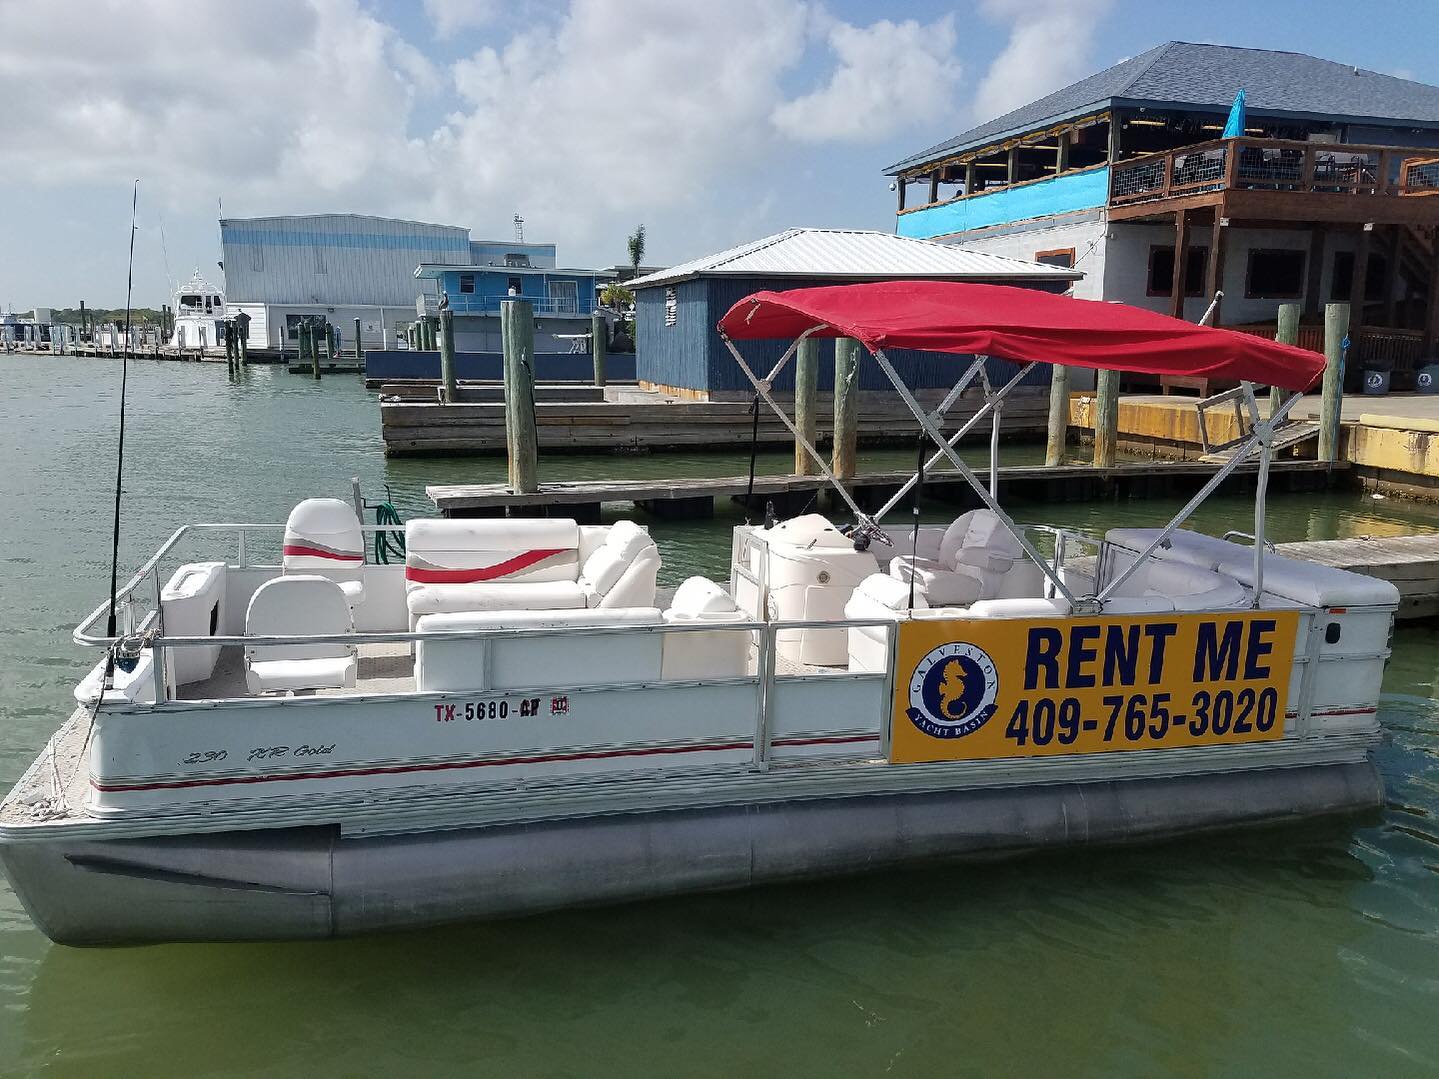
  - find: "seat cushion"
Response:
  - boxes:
[405,518,581,586]
[407,580,586,617]
[910,565,985,606]
[246,655,357,694]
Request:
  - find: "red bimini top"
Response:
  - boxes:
[717,281,1324,392]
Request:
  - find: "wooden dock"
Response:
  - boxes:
[383,390,1051,456]
[1276,532,1439,619]
[427,457,1343,521]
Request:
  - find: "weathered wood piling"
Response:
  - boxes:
[1319,302,1349,462]
[794,337,820,476]
[833,337,860,480]
[438,308,458,404]
[502,299,539,493]
[1093,368,1119,467]
[591,311,607,388]
[1045,364,1069,467]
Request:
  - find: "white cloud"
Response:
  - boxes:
[422,0,500,38]
[772,16,962,142]
[971,0,1114,122]
[433,0,811,249]
[0,0,960,297]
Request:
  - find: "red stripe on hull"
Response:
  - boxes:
[405,548,567,584]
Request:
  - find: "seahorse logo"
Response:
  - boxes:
[906,642,999,739]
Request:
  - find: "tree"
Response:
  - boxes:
[600,283,634,310]
[626,224,646,274]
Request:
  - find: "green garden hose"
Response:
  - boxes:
[373,502,406,564]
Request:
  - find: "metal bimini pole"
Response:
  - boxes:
[867,346,1076,605]
[720,332,873,526]
[1097,386,1302,603]
[873,360,1036,522]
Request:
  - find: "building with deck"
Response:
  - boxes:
[413,243,613,354]
[887,42,1439,388]
[626,227,1079,398]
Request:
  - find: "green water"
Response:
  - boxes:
[2,354,1438,1076]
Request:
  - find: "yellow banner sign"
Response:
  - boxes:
[889,610,1300,764]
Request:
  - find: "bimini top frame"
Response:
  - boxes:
[718,281,1325,612]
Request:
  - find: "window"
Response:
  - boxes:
[458,273,475,294]
[1329,251,1387,302]
[507,276,523,296]
[664,288,678,327]
[1147,245,1208,297]
[1034,248,1075,269]
[1245,249,1305,299]
[313,245,327,274]
[504,253,532,268]
[548,279,578,314]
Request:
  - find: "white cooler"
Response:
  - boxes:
[161,561,227,687]
[753,515,878,667]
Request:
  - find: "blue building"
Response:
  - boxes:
[626,227,1078,398]
[415,243,613,354]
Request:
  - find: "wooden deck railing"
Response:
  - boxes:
[1111,138,1439,205]
[1229,322,1427,371]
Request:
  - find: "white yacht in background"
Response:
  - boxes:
[169,270,227,350]
[0,282,1398,945]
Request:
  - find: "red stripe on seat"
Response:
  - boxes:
[405,548,567,584]
[283,543,363,562]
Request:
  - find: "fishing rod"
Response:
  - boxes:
[103,180,140,680]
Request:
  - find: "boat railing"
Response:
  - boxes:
[110,611,900,771]
[73,522,408,647]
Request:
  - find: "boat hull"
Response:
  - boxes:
[0,759,1383,945]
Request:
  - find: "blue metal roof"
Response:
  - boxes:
[888,41,1439,174]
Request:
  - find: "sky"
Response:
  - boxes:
[3,0,1439,310]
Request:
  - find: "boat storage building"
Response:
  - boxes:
[626,227,1079,398]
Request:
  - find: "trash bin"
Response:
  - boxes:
[1419,364,1439,395]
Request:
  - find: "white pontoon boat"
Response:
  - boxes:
[0,283,1397,944]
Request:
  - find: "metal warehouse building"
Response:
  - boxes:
[221,213,545,349]
[626,228,1080,398]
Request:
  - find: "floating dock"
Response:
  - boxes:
[1276,533,1439,620]
[385,390,1050,456]
[427,458,1342,521]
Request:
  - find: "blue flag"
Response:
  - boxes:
[1222,89,1247,138]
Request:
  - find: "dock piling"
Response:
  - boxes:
[236,312,249,368]
[590,310,607,388]
[438,307,458,404]
[1093,369,1119,468]
[354,317,363,374]
[794,337,820,476]
[1319,302,1350,463]
[502,299,539,494]
[1045,364,1070,467]
[833,337,860,480]
[1272,303,1300,415]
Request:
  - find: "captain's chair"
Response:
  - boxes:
[889,509,1039,606]
[244,576,358,694]
[283,498,365,610]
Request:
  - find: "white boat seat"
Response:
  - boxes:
[404,517,659,622]
[244,575,357,695]
[1107,559,1249,611]
[661,576,750,680]
[408,580,587,618]
[283,498,366,610]
[890,509,1036,603]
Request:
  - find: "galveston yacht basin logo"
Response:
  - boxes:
[905,641,999,739]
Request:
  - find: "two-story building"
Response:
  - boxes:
[888,42,1439,387]
[414,241,614,354]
